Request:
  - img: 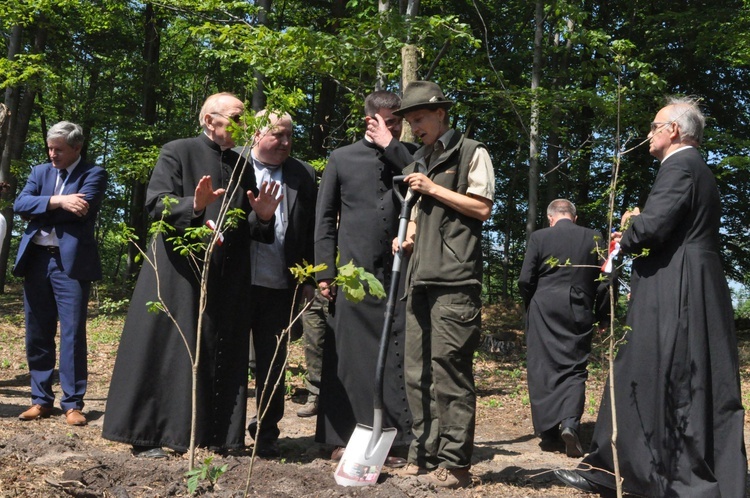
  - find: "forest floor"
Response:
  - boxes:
[0,286,749,497]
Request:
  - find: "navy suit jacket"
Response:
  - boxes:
[13,161,108,281]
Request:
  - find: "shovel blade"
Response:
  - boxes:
[334,424,397,486]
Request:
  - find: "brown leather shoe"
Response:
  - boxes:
[65,409,87,426]
[19,404,53,421]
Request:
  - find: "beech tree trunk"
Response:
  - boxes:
[526,0,544,240]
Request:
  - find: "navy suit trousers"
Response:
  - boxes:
[23,244,90,411]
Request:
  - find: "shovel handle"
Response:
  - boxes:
[392,175,419,217]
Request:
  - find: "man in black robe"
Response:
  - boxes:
[518,199,608,458]
[314,91,416,465]
[556,97,747,496]
[102,92,280,457]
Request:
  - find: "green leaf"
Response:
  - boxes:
[333,261,385,303]
[289,261,327,284]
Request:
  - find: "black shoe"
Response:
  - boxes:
[555,469,617,496]
[539,435,564,452]
[560,427,584,457]
[132,445,168,459]
[554,469,599,492]
[254,439,280,458]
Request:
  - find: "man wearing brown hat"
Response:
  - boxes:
[393,81,495,488]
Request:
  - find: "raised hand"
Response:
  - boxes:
[365,114,394,149]
[247,180,282,221]
[193,175,226,212]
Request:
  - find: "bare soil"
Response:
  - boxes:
[1,287,748,497]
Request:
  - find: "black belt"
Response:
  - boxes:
[33,244,59,254]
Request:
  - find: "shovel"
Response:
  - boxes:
[334,175,419,486]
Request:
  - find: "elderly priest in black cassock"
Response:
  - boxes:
[556,97,746,496]
[103,93,280,456]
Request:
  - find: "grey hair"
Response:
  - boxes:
[665,96,705,144]
[547,198,576,218]
[47,121,85,147]
[364,91,401,117]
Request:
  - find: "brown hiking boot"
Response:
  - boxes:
[392,463,428,476]
[418,467,473,488]
[296,394,318,417]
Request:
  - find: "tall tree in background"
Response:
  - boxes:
[527,0,544,240]
[251,0,272,111]
[0,13,48,292]
[124,2,161,279]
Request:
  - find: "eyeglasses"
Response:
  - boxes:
[650,121,673,132]
[212,113,242,124]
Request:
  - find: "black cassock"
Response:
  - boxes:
[103,134,271,451]
[518,218,608,435]
[579,147,746,497]
[314,138,415,446]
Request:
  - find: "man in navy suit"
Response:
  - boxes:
[14,121,107,426]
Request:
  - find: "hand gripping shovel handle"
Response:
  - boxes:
[392,175,420,222]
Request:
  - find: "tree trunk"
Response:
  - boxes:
[0,23,46,292]
[400,44,419,143]
[311,77,337,157]
[251,0,272,110]
[398,0,420,143]
[125,2,161,280]
[310,0,345,156]
[526,0,544,240]
[0,27,23,293]
[405,0,419,16]
[375,0,390,91]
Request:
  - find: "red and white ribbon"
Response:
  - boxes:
[205,219,224,246]
[601,238,620,273]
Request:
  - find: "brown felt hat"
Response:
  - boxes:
[393,81,453,116]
